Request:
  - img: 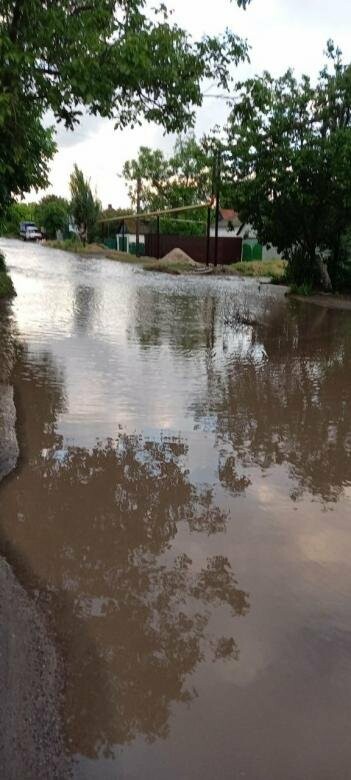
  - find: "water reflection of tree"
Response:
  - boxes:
[73,284,100,334]
[194,304,351,503]
[0,351,249,760]
[128,287,218,352]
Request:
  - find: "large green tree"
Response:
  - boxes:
[223,43,351,290]
[0,0,250,217]
[1,201,36,235]
[35,194,70,239]
[123,135,213,212]
[70,165,101,243]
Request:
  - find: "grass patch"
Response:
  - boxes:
[225,259,287,280]
[45,241,288,282]
[289,281,313,296]
[143,260,195,275]
[46,239,192,272]
[45,239,153,264]
[46,237,83,252]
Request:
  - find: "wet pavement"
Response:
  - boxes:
[0,238,351,779]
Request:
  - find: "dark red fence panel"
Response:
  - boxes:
[144,234,242,265]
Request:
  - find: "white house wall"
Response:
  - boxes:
[209,227,238,238]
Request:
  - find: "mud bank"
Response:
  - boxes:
[0,306,69,779]
[0,433,68,778]
[0,558,69,779]
[0,385,19,481]
[0,301,19,481]
[294,293,351,310]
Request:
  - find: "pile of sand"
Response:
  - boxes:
[161,248,198,266]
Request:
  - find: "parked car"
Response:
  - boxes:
[19,221,42,241]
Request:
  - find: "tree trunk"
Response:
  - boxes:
[316,253,333,292]
[79,223,87,246]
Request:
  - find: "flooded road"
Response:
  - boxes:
[1,238,351,779]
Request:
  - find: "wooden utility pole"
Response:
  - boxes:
[156,215,160,259]
[136,175,141,257]
[214,148,221,268]
[206,206,211,266]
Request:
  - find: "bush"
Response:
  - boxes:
[35,195,70,239]
[289,282,313,296]
[0,252,15,298]
[156,217,205,236]
[1,202,36,236]
[332,231,351,292]
[46,237,82,251]
[285,246,317,287]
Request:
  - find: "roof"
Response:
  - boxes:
[116,217,150,234]
[219,208,240,222]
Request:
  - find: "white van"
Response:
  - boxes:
[19,222,42,241]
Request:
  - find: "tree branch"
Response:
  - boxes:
[70,4,96,16]
[9,0,25,43]
[37,66,60,77]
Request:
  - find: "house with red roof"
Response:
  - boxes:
[210,208,241,237]
[211,208,284,261]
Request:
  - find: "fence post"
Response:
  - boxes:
[136,175,141,257]
[214,149,221,268]
[156,215,160,259]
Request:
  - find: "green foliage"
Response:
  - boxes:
[0,272,15,298]
[96,206,132,240]
[46,238,83,252]
[0,1,248,215]
[334,229,351,290]
[35,195,70,239]
[227,259,287,279]
[0,252,15,298]
[222,43,351,290]
[1,202,37,235]
[0,94,56,219]
[289,282,313,296]
[157,217,205,236]
[69,165,101,243]
[284,247,317,287]
[123,135,213,214]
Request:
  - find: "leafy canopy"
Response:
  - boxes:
[35,195,70,239]
[222,42,351,288]
[0,0,250,214]
[1,201,37,235]
[123,135,213,213]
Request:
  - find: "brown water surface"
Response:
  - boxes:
[1,239,351,779]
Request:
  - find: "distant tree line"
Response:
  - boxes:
[1,165,102,243]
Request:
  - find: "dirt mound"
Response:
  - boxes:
[161,248,197,266]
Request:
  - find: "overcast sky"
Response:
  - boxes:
[32,0,351,208]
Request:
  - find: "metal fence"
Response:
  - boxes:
[145,234,242,265]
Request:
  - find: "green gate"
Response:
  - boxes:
[242,243,252,261]
[242,242,263,261]
[252,243,263,261]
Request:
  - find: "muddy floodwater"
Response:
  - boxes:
[1,238,351,779]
